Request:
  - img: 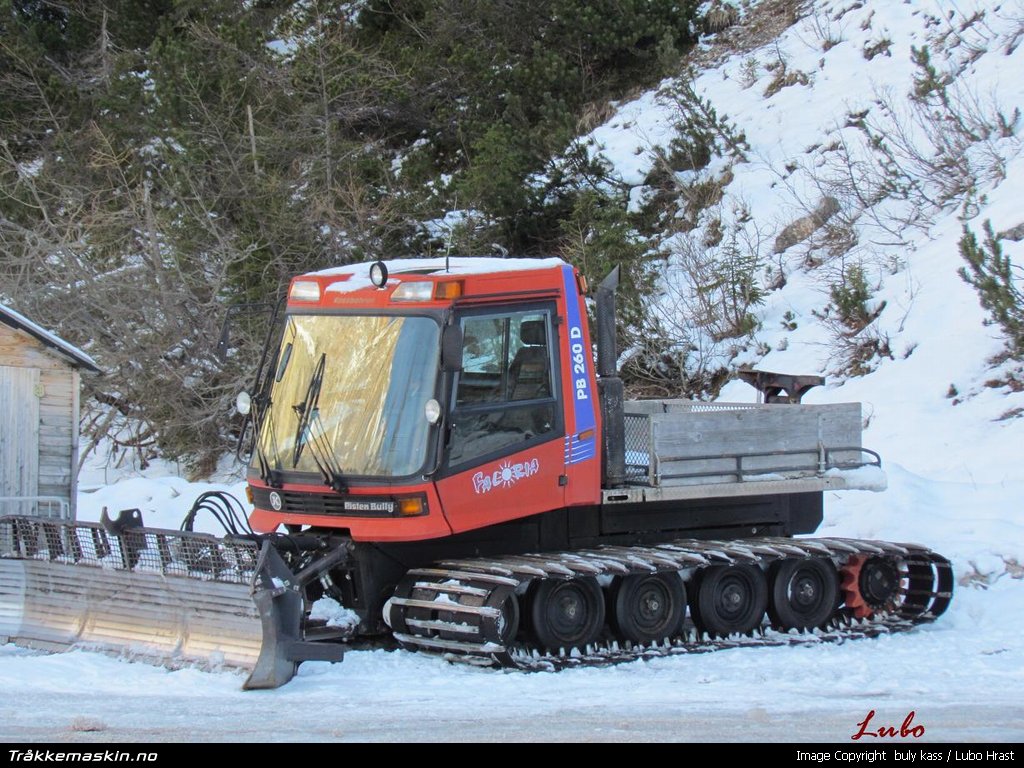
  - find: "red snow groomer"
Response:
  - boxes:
[0,258,953,688]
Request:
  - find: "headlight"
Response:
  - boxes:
[289,280,321,302]
[369,261,389,288]
[391,281,433,302]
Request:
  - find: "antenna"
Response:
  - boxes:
[444,196,457,272]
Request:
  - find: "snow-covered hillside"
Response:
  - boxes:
[3,0,1023,742]
[582,0,1024,577]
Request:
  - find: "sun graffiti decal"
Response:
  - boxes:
[472,458,540,495]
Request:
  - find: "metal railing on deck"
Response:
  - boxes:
[621,409,881,487]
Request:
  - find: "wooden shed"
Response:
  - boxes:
[0,304,99,520]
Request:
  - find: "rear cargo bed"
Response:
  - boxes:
[604,401,884,504]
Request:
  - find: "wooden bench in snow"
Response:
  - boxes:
[604,400,884,504]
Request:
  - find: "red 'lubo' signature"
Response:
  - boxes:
[851,710,925,740]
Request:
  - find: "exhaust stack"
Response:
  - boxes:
[595,267,626,488]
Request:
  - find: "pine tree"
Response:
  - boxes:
[958,220,1024,358]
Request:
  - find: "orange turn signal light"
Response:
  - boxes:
[398,498,424,516]
[434,280,463,300]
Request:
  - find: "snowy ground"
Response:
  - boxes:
[4,0,1024,742]
[0,575,1021,742]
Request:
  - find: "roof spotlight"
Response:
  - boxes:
[369,261,389,288]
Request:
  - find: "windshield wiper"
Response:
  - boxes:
[254,402,283,488]
[292,353,326,467]
[305,414,349,493]
[253,331,295,488]
[291,353,347,492]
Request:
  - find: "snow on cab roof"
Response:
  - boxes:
[0,303,101,372]
[312,256,567,278]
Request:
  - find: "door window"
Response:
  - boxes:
[448,309,558,466]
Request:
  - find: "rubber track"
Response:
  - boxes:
[387,536,953,671]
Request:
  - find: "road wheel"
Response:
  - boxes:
[529,577,605,651]
[610,572,686,644]
[768,558,839,630]
[690,564,767,637]
[488,591,520,645]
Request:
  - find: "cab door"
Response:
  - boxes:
[435,303,567,534]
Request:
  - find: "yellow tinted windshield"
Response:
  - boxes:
[256,314,439,478]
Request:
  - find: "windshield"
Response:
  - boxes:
[255,314,440,478]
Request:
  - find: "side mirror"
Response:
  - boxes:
[441,323,463,372]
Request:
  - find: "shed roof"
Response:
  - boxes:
[0,303,100,372]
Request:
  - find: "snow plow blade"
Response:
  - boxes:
[0,515,344,689]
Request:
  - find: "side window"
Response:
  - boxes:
[507,316,551,402]
[457,317,505,404]
[448,310,558,466]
